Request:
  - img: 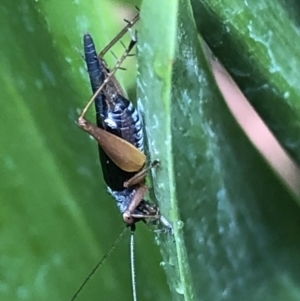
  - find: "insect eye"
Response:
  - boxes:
[123,212,135,225]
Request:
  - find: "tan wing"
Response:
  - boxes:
[79,118,146,172]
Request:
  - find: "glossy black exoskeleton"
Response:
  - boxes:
[84,34,143,189]
[83,33,161,225]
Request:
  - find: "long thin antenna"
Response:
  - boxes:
[130,228,137,301]
[70,226,128,301]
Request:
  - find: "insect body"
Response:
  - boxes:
[84,33,143,188]
[71,16,173,301]
[81,33,163,226]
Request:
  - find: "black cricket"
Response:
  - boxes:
[81,33,165,227]
[70,16,173,301]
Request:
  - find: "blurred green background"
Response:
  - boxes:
[0,0,170,300]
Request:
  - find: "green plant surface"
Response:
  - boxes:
[139,0,300,300]
[3,0,300,300]
[191,0,300,164]
[0,0,169,301]
[138,1,194,300]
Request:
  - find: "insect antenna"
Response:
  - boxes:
[79,35,137,120]
[70,226,128,301]
[130,226,137,301]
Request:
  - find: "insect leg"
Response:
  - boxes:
[99,12,139,58]
[78,118,146,172]
[123,184,149,224]
[123,160,160,187]
[79,36,137,120]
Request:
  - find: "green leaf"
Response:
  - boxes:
[4,0,300,300]
[139,0,300,300]
[191,0,300,164]
[138,0,194,300]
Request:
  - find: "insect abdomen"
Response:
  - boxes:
[104,95,144,152]
[84,34,107,122]
[83,33,143,191]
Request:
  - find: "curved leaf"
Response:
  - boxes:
[139,0,300,300]
[191,0,300,164]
